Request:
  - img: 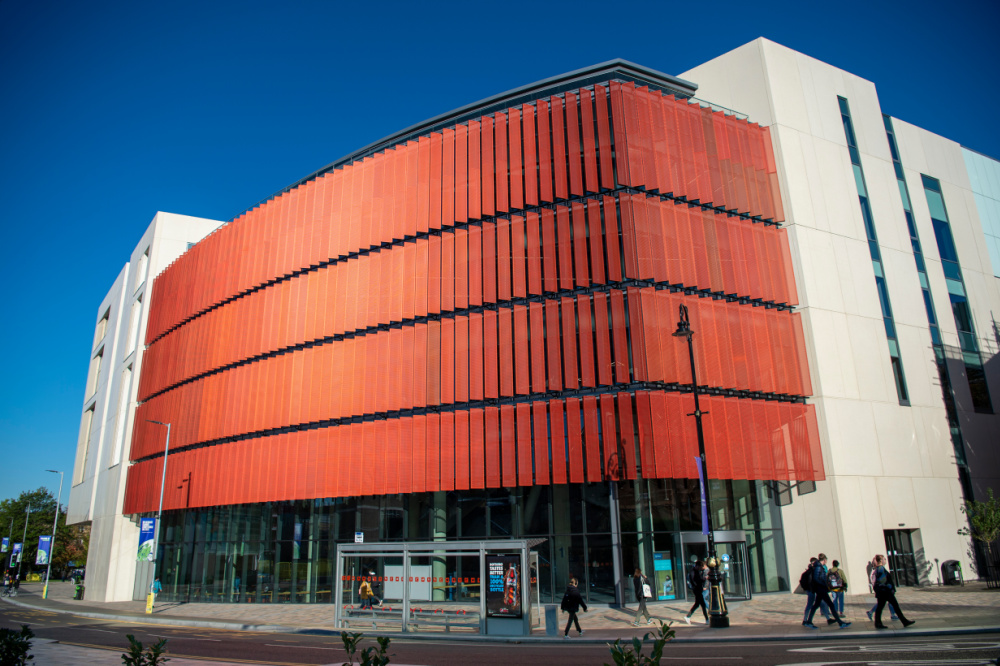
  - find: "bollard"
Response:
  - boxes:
[545,604,558,637]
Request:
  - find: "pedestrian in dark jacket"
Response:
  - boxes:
[683,560,709,625]
[802,557,831,623]
[632,568,654,627]
[804,554,851,629]
[871,554,914,629]
[560,578,587,638]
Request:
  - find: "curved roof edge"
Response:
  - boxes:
[238,60,696,219]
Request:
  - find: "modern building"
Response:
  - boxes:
[68,39,1000,610]
[67,212,220,601]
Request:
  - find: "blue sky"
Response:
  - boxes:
[1,0,997,504]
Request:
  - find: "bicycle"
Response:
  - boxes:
[2,585,14,598]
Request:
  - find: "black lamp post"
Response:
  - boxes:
[673,303,729,628]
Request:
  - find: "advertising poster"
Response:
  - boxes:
[137,518,156,561]
[12,542,22,564]
[485,554,521,618]
[653,551,675,600]
[1,537,8,553]
[35,535,52,565]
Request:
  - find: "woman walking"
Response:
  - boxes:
[871,554,914,629]
[560,577,587,638]
[632,568,654,627]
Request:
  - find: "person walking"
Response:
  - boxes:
[801,557,831,624]
[871,554,914,629]
[368,571,383,607]
[683,560,709,625]
[803,554,851,629]
[560,577,587,638]
[827,560,847,616]
[866,560,897,621]
[359,577,373,610]
[631,568,654,627]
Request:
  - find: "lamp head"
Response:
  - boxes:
[672,304,693,338]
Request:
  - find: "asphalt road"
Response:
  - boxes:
[1,603,999,665]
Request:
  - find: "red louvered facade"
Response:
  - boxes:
[124,67,823,516]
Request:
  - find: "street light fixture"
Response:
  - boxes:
[673,303,729,628]
[145,420,171,614]
[42,470,64,599]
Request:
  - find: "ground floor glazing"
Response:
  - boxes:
[143,478,789,605]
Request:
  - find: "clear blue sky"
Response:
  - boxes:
[1,0,997,504]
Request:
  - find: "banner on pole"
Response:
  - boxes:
[695,456,709,536]
[1,537,8,553]
[137,518,156,561]
[12,542,22,564]
[36,535,52,565]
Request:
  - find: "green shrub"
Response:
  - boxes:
[605,621,675,666]
[0,624,34,665]
[121,634,169,666]
[340,631,392,666]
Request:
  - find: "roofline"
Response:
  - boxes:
[236,60,696,218]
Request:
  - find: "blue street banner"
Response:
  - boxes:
[12,542,23,564]
[137,518,156,562]
[36,535,52,565]
[695,456,709,536]
[1,537,8,553]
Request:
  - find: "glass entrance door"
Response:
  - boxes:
[681,536,751,601]
[884,530,918,586]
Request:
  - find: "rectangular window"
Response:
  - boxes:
[85,348,104,398]
[73,406,95,484]
[93,309,109,349]
[921,174,993,413]
[840,97,908,405]
[127,295,143,354]
[134,248,149,291]
[110,365,132,466]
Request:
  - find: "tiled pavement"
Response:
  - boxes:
[4,581,999,663]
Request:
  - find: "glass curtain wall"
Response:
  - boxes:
[155,481,786,606]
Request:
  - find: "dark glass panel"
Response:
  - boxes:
[891,355,909,403]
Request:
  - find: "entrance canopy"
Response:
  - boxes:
[335,539,531,636]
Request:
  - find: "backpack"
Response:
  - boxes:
[827,569,845,591]
[560,590,571,611]
[798,567,812,593]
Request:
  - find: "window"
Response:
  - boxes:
[922,174,993,413]
[93,309,109,349]
[110,365,132,466]
[134,249,149,292]
[840,97,908,404]
[73,406,95,484]
[85,348,104,398]
[127,295,143,354]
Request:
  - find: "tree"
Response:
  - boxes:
[0,488,87,579]
[958,488,1000,577]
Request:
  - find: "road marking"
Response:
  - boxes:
[266,644,335,650]
[779,660,998,666]
[790,642,1000,653]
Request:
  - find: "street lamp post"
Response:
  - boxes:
[42,470,64,599]
[145,420,171,614]
[673,303,729,628]
[16,505,31,582]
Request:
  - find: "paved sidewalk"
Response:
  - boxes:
[6,580,1000,643]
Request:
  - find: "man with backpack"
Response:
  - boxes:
[803,554,851,629]
[800,557,832,625]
